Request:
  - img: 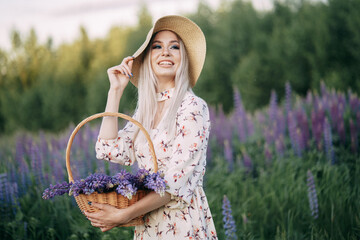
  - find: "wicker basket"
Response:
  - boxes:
[65,112,158,227]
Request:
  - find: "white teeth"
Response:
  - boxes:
[159,61,173,65]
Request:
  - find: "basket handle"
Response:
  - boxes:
[65,112,158,183]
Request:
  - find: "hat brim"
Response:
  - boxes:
[130,15,206,88]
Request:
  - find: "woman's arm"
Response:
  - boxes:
[85,192,171,232]
[98,56,134,140]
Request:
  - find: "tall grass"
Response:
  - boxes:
[0,82,359,239]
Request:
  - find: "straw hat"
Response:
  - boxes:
[131,15,206,88]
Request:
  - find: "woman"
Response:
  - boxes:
[85,15,218,239]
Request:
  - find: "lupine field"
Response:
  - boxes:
[0,82,359,239]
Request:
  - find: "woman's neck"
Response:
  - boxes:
[156,79,175,93]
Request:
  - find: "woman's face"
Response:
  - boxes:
[150,30,181,82]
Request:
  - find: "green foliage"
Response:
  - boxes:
[205,143,360,239]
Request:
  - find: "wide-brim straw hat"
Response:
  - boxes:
[131,15,206,88]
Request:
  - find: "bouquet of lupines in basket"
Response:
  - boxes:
[42,169,167,200]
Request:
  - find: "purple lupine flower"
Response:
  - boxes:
[330,99,346,145]
[29,142,45,186]
[307,170,319,219]
[42,182,72,199]
[5,181,19,216]
[222,195,237,240]
[43,169,168,200]
[15,138,29,196]
[311,108,325,151]
[133,169,150,189]
[287,111,301,157]
[144,172,167,197]
[324,118,335,165]
[69,179,87,197]
[52,149,65,182]
[233,87,247,142]
[337,119,346,145]
[242,151,252,172]
[285,82,292,116]
[275,135,285,158]
[85,173,113,194]
[296,108,310,149]
[0,172,19,213]
[69,173,113,197]
[0,173,7,204]
[112,170,137,199]
[224,140,234,171]
[276,109,286,139]
[350,119,358,153]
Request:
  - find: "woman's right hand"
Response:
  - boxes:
[107,56,134,91]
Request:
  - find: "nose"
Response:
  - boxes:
[161,47,170,56]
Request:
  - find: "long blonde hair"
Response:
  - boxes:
[134,32,191,142]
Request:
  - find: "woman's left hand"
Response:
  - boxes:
[84,202,131,232]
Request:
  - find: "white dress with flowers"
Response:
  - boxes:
[95,89,218,240]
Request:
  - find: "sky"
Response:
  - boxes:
[0,0,273,50]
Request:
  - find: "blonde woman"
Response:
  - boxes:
[85,15,218,239]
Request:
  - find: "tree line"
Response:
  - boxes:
[0,0,359,134]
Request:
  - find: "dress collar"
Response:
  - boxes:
[156,88,175,101]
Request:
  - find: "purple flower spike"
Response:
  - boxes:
[324,118,335,165]
[222,195,238,240]
[307,170,319,219]
[42,182,71,200]
[242,151,252,172]
[350,119,358,153]
[224,140,234,171]
[287,111,301,157]
[144,172,167,197]
[134,169,150,189]
[275,136,285,158]
[112,170,137,199]
[233,87,247,142]
[285,82,292,116]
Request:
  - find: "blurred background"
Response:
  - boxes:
[0,0,359,239]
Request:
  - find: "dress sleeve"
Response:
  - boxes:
[164,96,211,209]
[95,118,138,166]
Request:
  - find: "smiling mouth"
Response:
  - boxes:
[158,60,174,66]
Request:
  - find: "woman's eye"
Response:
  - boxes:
[152,45,161,49]
[170,45,179,50]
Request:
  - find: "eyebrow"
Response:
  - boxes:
[152,40,179,44]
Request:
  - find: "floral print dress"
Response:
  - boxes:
[95,89,218,240]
